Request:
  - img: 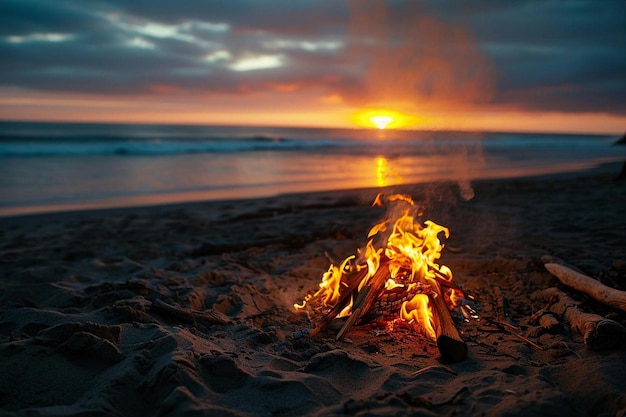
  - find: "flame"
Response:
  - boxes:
[294,255,354,310]
[296,194,458,341]
[384,278,404,291]
[401,293,436,340]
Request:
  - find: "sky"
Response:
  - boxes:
[1,0,625,134]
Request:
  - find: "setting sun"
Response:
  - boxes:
[352,108,423,130]
[370,115,393,129]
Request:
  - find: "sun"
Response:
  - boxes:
[370,115,393,130]
[352,108,419,130]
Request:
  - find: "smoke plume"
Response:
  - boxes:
[342,0,493,113]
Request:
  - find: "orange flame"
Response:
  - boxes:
[401,293,436,340]
[294,255,354,310]
[295,193,455,340]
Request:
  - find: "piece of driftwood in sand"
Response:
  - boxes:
[530,308,564,334]
[429,287,468,363]
[538,311,564,334]
[543,262,626,313]
[534,287,626,350]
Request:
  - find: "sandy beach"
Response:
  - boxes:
[1,162,625,417]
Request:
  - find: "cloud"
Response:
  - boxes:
[230,54,284,72]
[6,33,75,43]
[457,0,626,114]
[0,0,625,117]
[0,0,100,35]
[98,0,347,37]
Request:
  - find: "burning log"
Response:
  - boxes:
[334,263,468,363]
[429,285,468,363]
[306,268,368,337]
[533,287,626,350]
[295,193,468,363]
[544,262,626,313]
[336,264,390,340]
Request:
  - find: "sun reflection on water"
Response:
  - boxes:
[376,156,388,186]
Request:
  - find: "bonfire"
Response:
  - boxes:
[295,193,476,363]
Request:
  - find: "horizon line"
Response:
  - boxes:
[0,117,621,137]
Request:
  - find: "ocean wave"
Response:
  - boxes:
[0,122,618,158]
[0,136,355,157]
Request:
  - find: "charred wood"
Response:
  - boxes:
[430,285,468,363]
[308,268,367,337]
[336,264,390,341]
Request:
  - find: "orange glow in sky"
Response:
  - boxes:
[351,109,428,130]
[1,89,625,134]
[1,2,625,135]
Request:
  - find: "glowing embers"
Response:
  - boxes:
[295,193,472,362]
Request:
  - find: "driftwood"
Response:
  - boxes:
[307,268,368,337]
[333,263,468,363]
[336,264,390,340]
[529,306,563,334]
[306,258,467,362]
[544,262,626,313]
[531,309,564,334]
[534,287,626,349]
[429,286,468,363]
[150,299,230,325]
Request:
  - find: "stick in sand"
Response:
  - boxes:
[534,287,626,350]
[544,262,626,313]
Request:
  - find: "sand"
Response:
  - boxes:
[1,163,625,417]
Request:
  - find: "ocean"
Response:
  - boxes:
[1,121,624,216]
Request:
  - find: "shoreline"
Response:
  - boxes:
[1,160,623,223]
[1,161,625,416]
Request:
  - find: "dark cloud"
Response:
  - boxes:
[0,0,103,36]
[97,0,348,36]
[446,0,626,113]
[1,0,625,116]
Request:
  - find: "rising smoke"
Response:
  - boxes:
[343,0,493,113]
[343,0,494,201]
